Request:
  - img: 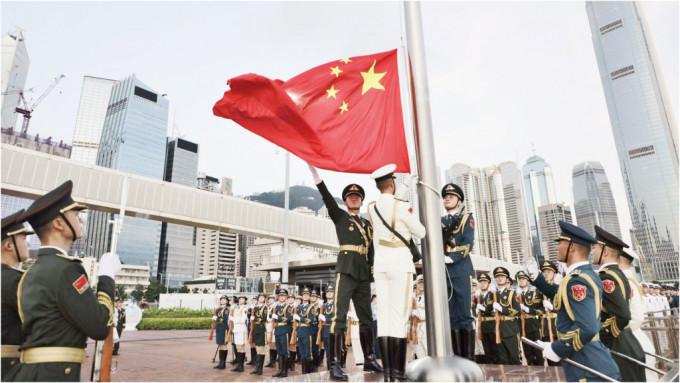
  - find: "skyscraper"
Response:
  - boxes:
[572,161,621,238]
[158,138,199,287]
[86,75,169,272]
[522,154,558,258]
[70,76,116,165]
[587,2,678,281]
[1,28,29,130]
[445,161,530,263]
[538,203,573,263]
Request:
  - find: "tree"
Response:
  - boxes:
[258,278,264,293]
[191,287,200,294]
[202,288,209,293]
[131,285,145,302]
[115,285,129,301]
[178,286,190,293]
[145,278,167,302]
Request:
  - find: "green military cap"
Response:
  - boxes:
[23,180,87,230]
[493,267,510,278]
[2,209,33,241]
[594,225,629,251]
[477,273,491,283]
[541,261,558,273]
[342,184,365,201]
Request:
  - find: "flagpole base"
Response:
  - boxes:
[405,356,484,382]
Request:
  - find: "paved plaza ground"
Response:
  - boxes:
[80,329,565,381]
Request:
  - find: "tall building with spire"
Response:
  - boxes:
[572,161,621,238]
[1,28,29,130]
[522,154,558,259]
[587,2,678,281]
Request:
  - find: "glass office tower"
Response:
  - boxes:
[522,155,558,259]
[587,2,678,281]
[572,161,621,238]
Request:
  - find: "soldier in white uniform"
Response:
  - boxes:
[367,164,426,382]
[410,275,427,360]
[619,249,659,381]
[230,295,249,372]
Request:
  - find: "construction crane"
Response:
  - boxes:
[13,74,65,136]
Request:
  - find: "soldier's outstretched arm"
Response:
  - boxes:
[311,168,344,223]
[57,262,115,341]
[551,277,600,359]
[531,274,558,299]
[399,202,425,239]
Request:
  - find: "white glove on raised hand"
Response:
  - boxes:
[522,255,539,281]
[319,314,326,322]
[308,163,322,184]
[272,314,279,320]
[543,300,554,311]
[97,252,122,279]
[493,302,503,312]
[474,289,482,298]
[293,314,301,321]
[212,315,218,321]
[403,174,418,187]
[537,340,561,362]
[520,304,530,314]
[476,304,486,313]
[444,256,454,264]
[488,285,497,294]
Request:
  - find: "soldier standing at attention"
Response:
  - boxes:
[308,164,383,381]
[491,267,521,365]
[265,294,278,368]
[440,183,476,360]
[1,210,33,380]
[538,260,560,366]
[368,164,425,382]
[246,296,258,367]
[249,292,268,375]
[230,295,249,372]
[287,294,298,372]
[295,287,317,374]
[310,289,321,372]
[516,271,544,366]
[112,299,126,355]
[6,180,122,382]
[474,273,496,364]
[271,288,294,378]
[527,221,621,382]
[213,295,230,369]
[320,286,336,371]
[592,226,646,382]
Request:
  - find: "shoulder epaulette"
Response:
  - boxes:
[55,253,83,263]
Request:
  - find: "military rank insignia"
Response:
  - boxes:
[571,285,586,302]
[73,274,90,294]
[603,280,615,294]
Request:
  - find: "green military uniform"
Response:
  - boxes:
[537,261,560,366]
[1,209,33,380]
[517,276,544,366]
[475,273,496,364]
[492,267,521,365]
[594,226,646,382]
[250,293,268,375]
[6,180,114,382]
[112,303,125,355]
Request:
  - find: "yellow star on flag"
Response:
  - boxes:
[330,66,343,78]
[340,58,352,64]
[339,101,349,114]
[361,60,386,95]
[326,85,339,99]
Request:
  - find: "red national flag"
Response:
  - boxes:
[213,49,410,173]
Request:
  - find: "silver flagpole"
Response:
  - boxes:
[403,2,483,381]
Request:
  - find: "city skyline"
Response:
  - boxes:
[1,1,677,250]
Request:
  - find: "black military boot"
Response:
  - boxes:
[329,333,348,381]
[230,344,237,364]
[296,347,301,364]
[451,329,462,356]
[379,337,391,382]
[272,354,284,377]
[214,350,226,369]
[391,338,411,382]
[265,349,277,368]
[231,352,245,372]
[247,347,256,365]
[340,331,348,368]
[319,349,325,367]
[312,351,319,372]
[280,354,289,378]
[289,351,296,371]
[360,330,383,372]
[250,354,264,375]
[462,329,476,361]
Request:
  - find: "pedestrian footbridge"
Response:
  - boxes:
[1,144,338,249]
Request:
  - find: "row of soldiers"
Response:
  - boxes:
[642,283,678,312]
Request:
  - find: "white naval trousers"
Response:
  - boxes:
[374,272,413,338]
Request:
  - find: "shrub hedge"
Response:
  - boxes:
[141,308,213,318]
[137,317,212,330]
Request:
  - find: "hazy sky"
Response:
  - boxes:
[2,1,678,246]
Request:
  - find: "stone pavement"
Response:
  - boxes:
[80,329,564,381]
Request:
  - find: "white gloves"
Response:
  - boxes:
[488,285,497,294]
[212,315,218,321]
[250,315,255,321]
[543,300,554,311]
[293,314,301,321]
[229,317,234,322]
[97,252,122,279]
[474,289,482,297]
[522,255,539,281]
[537,340,561,362]
[444,256,454,264]
[411,309,419,318]
[319,314,326,322]
[308,163,322,184]
[348,311,358,321]
[520,304,530,314]
[476,304,486,313]
[493,302,503,312]
[272,314,279,320]
[403,174,418,187]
